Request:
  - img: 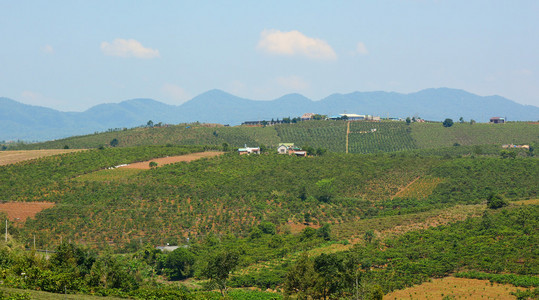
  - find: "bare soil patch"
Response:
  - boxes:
[385,276,526,300]
[0,202,55,222]
[0,149,84,166]
[119,151,224,169]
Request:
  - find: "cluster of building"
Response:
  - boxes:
[327,113,381,121]
[237,143,306,156]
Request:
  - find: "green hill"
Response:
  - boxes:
[0,144,537,298]
[6,121,537,156]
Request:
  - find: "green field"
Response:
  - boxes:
[0,123,538,299]
[6,121,538,155]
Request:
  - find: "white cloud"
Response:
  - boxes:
[257,29,337,60]
[161,83,190,104]
[101,38,160,58]
[275,75,309,90]
[41,45,54,54]
[356,42,369,55]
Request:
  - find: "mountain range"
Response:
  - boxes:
[1,88,538,141]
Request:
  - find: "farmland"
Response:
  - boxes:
[0,140,537,298]
[0,149,84,166]
[6,121,537,156]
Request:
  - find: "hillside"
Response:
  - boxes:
[9,121,539,155]
[2,87,539,141]
[0,145,537,298]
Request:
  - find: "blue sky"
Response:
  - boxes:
[1,1,538,111]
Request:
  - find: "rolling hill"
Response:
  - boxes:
[2,88,538,141]
[8,121,538,156]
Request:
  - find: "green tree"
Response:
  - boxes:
[202,249,240,295]
[109,138,119,147]
[364,230,375,244]
[487,193,508,209]
[164,248,196,280]
[459,117,465,123]
[222,142,229,151]
[314,253,344,300]
[149,161,158,168]
[284,253,317,299]
[317,224,331,241]
[147,120,154,127]
[442,118,454,127]
[406,117,411,125]
[316,178,336,203]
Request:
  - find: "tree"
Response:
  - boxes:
[147,120,154,127]
[364,230,375,244]
[470,119,476,125]
[314,253,344,300]
[110,138,119,147]
[202,250,239,295]
[316,178,336,203]
[406,117,411,125]
[284,253,317,298]
[149,161,158,168]
[487,193,508,209]
[442,118,454,127]
[459,117,465,123]
[164,248,196,280]
[222,143,229,151]
[317,224,331,241]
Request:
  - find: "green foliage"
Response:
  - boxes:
[315,178,335,202]
[443,118,454,127]
[202,249,240,295]
[163,248,196,280]
[109,138,119,147]
[455,271,539,288]
[148,161,158,168]
[487,193,508,209]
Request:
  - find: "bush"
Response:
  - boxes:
[487,193,508,209]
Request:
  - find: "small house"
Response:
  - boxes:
[301,113,315,121]
[278,143,295,154]
[490,117,505,124]
[238,146,261,155]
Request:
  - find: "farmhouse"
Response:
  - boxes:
[490,117,505,124]
[277,143,306,156]
[277,143,294,154]
[301,113,315,121]
[238,146,261,155]
[329,113,381,121]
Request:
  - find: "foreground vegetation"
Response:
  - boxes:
[0,138,537,298]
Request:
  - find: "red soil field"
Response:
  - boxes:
[119,151,224,169]
[0,202,55,222]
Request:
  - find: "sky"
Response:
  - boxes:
[1,0,538,111]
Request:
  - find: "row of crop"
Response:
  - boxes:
[10,124,281,150]
[411,122,539,149]
[0,145,206,201]
[275,121,347,152]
